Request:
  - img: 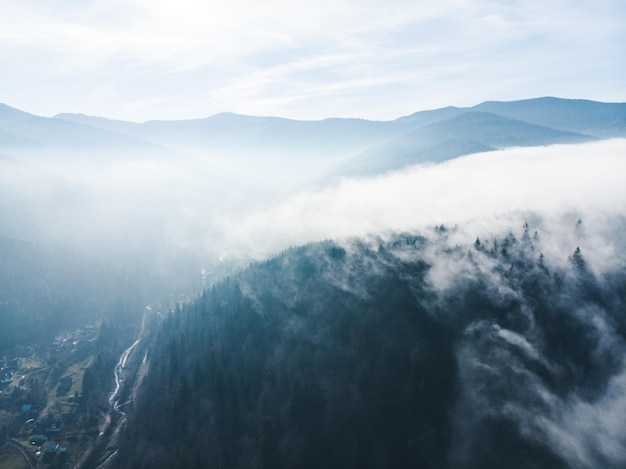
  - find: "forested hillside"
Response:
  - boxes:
[118,217,626,469]
[0,236,139,347]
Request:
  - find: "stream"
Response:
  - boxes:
[108,306,151,415]
[108,337,141,415]
[90,308,151,468]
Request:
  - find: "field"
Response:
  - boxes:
[0,444,30,469]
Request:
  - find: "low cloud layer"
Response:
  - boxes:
[1,139,624,267]
[216,139,626,258]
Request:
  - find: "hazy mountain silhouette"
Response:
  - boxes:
[393,105,466,128]
[473,97,626,137]
[0,104,176,160]
[54,98,625,157]
[0,102,38,125]
[0,127,38,148]
[0,97,623,171]
[334,137,496,177]
[334,112,594,177]
[55,112,404,159]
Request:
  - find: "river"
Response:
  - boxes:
[108,306,151,414]
[108,337,141,414]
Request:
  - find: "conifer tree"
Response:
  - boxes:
[521,223,532,247]
[537,252,548,273]
[571,246,586,271]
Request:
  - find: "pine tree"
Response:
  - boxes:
[490,239,499,256]
[576,218,583,231]
[521,223,532,246]
[571,247,586,271]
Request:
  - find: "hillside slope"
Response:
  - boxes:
[334,112,593,177]
[118,218,626,469]
[473,97,626,137]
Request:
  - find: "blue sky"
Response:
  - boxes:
[0,0,624,121]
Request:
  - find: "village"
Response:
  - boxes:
[0,323,110,468]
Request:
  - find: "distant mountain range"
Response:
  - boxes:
[1,97,624,176]
[335,111,594,177]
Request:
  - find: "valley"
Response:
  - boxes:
[0,311,149,469]
[0,97,625,467]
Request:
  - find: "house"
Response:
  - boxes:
[42,443,59,463]
[31,434,46,445]
[44,443,59,453]
[21,404,32,414]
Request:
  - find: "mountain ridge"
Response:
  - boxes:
[1,97,623,176]
[472,96,626,137]
[0,96,621,127]
[332,111,595,177]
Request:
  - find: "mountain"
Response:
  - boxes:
[1,97,623,168]
[393,105,466,128]
[0,104,177,161]
[0,102,38,126]
[0,236,137,347]
[335,112,594,177]
[116,220,626,469]
[473,97,626,137]
[405,111,594,147]
[55,112,404,160]
[0,127,38,147]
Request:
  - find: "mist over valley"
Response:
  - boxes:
[1,97,625,468]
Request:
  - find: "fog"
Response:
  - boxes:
[0,151,314,259]
[217,139,626,258]
[1,139,624,267]
[441,234,626,467]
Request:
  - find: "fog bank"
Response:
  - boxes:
[216,139,626,258]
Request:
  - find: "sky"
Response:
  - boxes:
[0,0,624,122]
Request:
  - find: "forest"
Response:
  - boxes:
[117,216,626,469]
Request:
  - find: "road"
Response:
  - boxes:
[7,439,37,469]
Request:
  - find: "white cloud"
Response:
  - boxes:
[214,139,626,258]
[1,139,623,266]
[0,0,623,120]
